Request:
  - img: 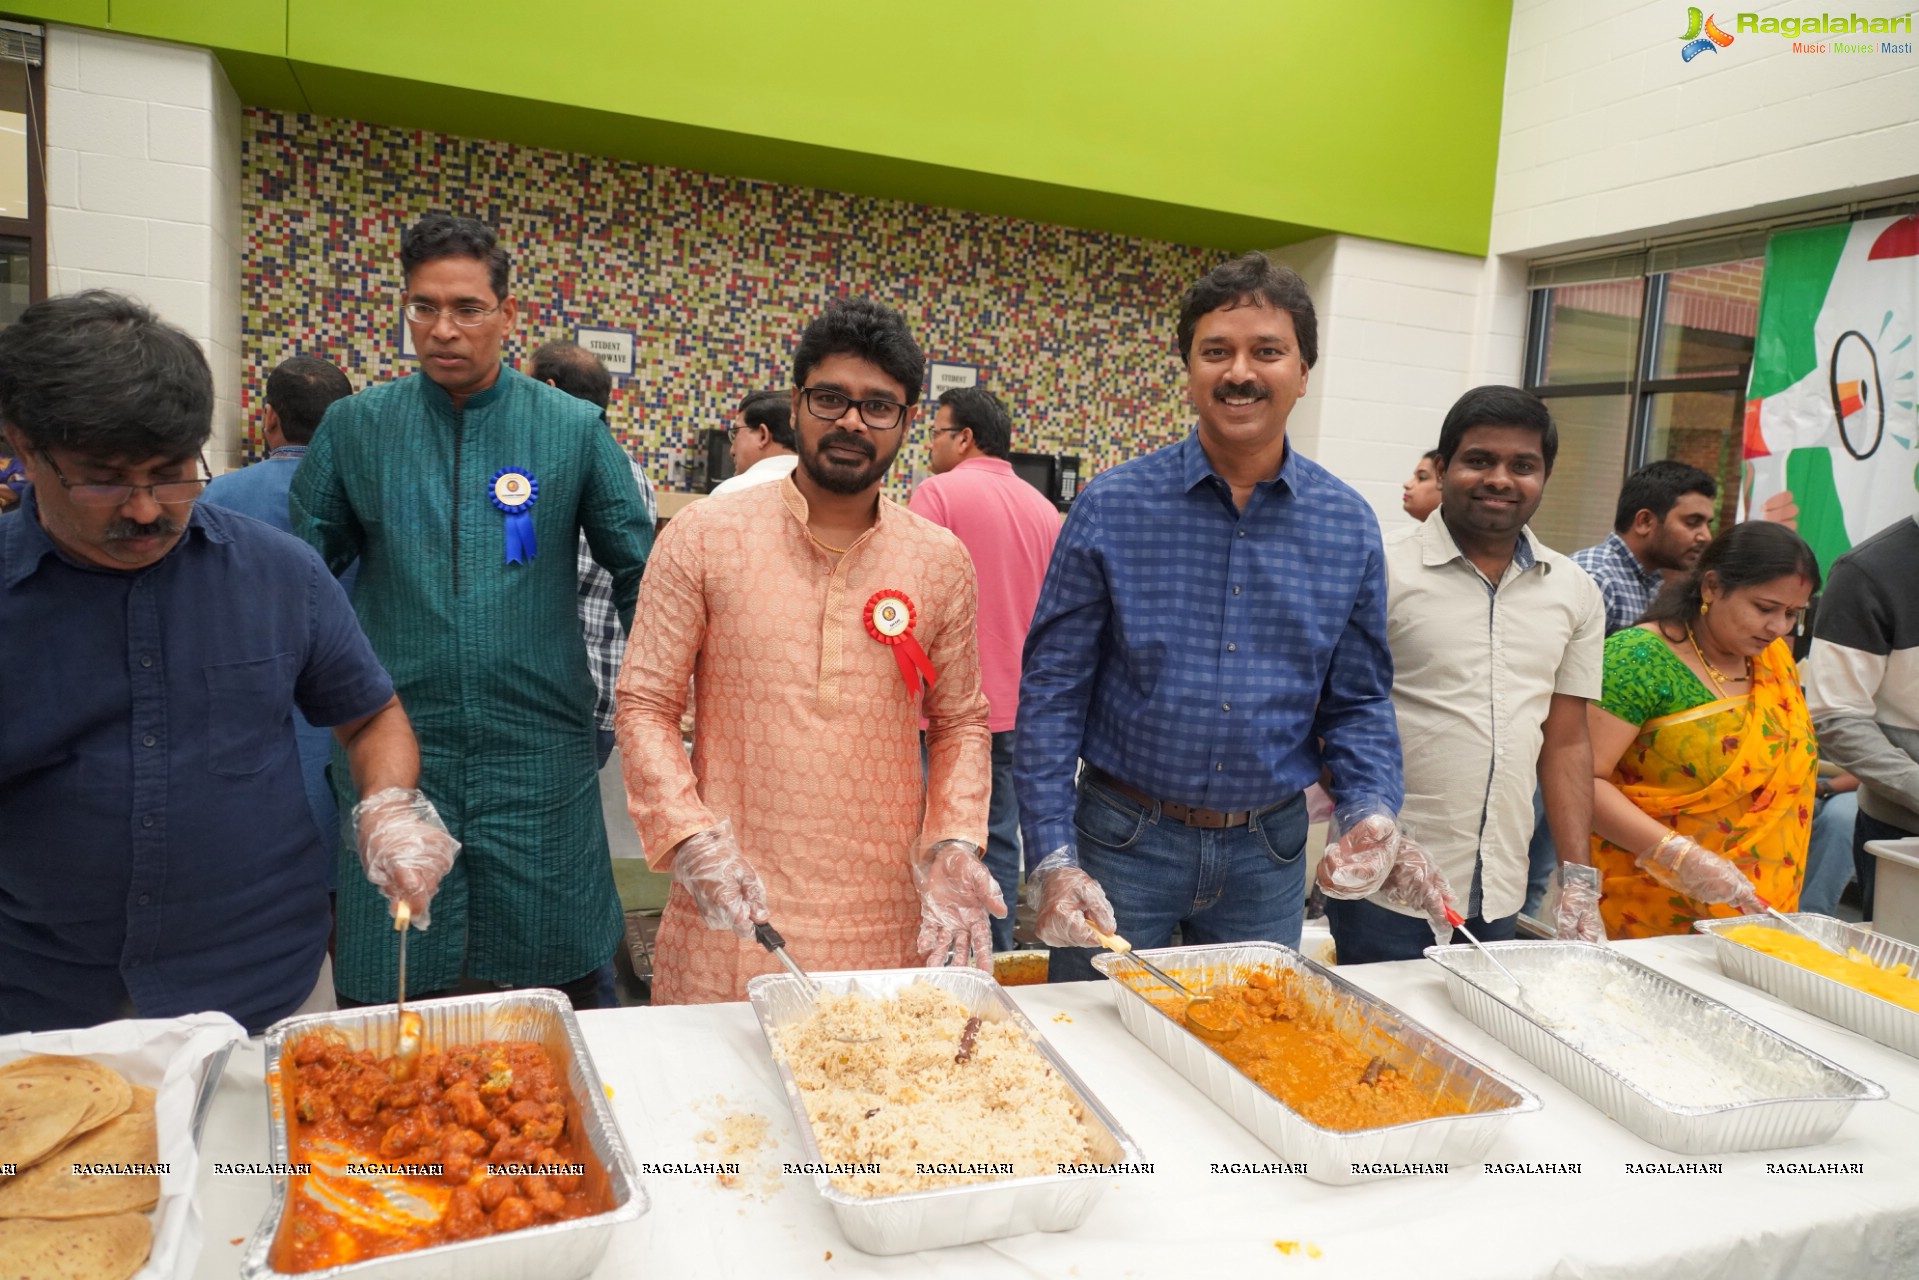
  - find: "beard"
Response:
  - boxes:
[798,429,896,495]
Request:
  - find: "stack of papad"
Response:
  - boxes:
[0,1056,155,1280]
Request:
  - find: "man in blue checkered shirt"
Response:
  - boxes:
[532,341,659,769]
[1570,460,1716,635]
[1014,253,1410,982]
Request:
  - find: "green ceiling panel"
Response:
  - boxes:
[9,0,1512,252]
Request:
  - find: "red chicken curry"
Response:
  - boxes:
[272,1034,608,1271]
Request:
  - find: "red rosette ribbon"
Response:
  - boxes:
[864,589,937,697]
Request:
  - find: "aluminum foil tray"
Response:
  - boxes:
[241,989,647,1280]
[1427,940,1887,1154]
[748,966,1142,1255]
[1696,913,1919,1060]
[1093,942,1540,1186]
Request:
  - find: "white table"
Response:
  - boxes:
[191,937,1919,1280]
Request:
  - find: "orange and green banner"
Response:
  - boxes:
[1744,214,1919,572]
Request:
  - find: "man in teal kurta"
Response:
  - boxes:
[292,214,653,1007]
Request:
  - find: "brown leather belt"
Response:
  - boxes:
[1084,766,1293,830]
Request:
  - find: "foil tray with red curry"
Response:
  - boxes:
[271,1032,611,1271]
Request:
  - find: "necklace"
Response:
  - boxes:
[1686,626,1749,693]
[806,527,851,555]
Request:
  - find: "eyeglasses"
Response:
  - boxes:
[798,387,907,431]
[928,427,967,438]
[725,423,762,442]
[402,301,502,327]
[37,450,210,507]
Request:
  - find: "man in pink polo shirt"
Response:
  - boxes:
[909,387,1062,951]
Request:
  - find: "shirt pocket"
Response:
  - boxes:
[205,654,296,778]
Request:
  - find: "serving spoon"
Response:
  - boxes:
[390,902,423,1081]
[754,922,879,1044]
[1085,919,1239,1043]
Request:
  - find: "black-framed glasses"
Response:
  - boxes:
[927,426,967,438]
[37,450,210,507]
[402,301,502,328]
[725,422,762,442]
[798,386,907,431]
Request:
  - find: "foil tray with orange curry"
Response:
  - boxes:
[270,1033,612,1272]
[1121,965,1476,1130]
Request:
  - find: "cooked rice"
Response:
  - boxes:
[775,982,1093,1196]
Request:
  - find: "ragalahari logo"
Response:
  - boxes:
[1680,7,1736,59]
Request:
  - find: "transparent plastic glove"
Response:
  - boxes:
[1548,862,1606,942]
[353,786,460,930]
[1315,801,1403,900]
[1029,847,1118,949]
[1636,831,1765,911]
[1373,837,1460,946]
[912,840,1007,970]
[669,820,769,938]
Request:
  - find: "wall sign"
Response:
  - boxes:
[577,326,636,377]
[928,361,978,401]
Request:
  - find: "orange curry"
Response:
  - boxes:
[1136,967,1471,1130]
[272,1034,608,1271]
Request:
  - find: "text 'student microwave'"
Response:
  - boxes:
[1006,451,1080,511]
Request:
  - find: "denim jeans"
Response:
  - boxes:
[1046,777,1308,983]
[1523,785,1556,918]
[1855,808,1919,922]
[1324,895,1517,966]
[1800,791,1860,917]
[984,731,1023,954]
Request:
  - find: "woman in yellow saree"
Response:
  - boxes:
[1589,522,1822,938]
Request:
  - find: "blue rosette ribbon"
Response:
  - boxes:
[489,467,539,564]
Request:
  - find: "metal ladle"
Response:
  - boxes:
[1086,919,1239,1043]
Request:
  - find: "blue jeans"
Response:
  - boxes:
[1800,791,1859,916]
[984,731,1023,954]
[1523,785,1556,918]
[1324,895,1517,966]
[1046,777,1308,983]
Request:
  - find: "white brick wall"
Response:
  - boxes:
[1492,0,1919,258]
[44,26,245,469]
[1268,236,1513,526]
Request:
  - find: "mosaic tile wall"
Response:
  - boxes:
[240,110,1221,496]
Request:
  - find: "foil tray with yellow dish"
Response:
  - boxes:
[1093,942,1538,1185]
[240,990,645,1280]
[991,950,1051,987]
[1696,913,1919,1059]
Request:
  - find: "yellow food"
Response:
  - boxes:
[1724,926,1919,1012]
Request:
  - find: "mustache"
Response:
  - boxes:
[106,516,183,541]
[816,430,876,461]
[1213,381,1269,402]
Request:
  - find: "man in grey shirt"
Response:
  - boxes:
[1803,515,1919,918]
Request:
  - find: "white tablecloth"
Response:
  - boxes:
[190,937,1919,1280]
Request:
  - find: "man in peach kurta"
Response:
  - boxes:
[617,299,997,1004]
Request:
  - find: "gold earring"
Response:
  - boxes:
[1700,602,1710,616]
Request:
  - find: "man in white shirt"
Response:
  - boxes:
[708,390,798,497]
[1324,385,1606,962]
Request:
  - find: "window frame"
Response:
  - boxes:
[1523,271,1755,489]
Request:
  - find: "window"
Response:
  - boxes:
[1522,250,1765,552]
[0,24,44,328]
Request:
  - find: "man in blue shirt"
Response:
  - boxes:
[1015,253,1406,981]
[0,292,455,1034]
[202,356,356,861]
